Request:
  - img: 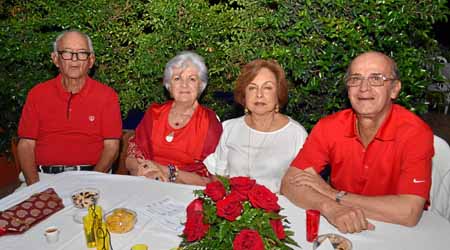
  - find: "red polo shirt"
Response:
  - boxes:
[291,104,434,200]
[18,74,122,165]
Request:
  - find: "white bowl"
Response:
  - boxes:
[313,234,352,250]
[72,208,89,223]
[71,188,100,208]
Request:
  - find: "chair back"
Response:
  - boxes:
[430,135,450,222]
[112,130,135,175]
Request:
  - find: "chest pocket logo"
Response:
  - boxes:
[88,115,95,122]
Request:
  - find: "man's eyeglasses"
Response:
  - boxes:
[345,74,397,87]
[57,51,91,61]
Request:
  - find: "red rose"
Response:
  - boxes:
[230,177,256,201]
[216,193,243,221]
[186,198,204,215]
[183,213,209,241]
[270,219,286,239]
[233,229,265,250]
[248,184,280,212]
[184,199,209,241]
[204,181,226,201]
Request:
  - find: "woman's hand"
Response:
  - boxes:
[136,158,168,182]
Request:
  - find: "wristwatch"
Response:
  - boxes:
[335,190,347,203]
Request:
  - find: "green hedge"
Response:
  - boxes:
[0,0,448,153]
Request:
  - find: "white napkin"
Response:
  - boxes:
[316,238,335,250]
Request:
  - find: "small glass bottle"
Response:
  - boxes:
[83,214,96,248]
[83,205,103,248]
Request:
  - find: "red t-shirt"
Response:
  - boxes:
[18,74,122,165]
[291,104,434,200]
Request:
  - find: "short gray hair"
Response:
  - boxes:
[163,51,208,94]
[53,30,94,53]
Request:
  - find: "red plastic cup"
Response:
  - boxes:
[306,209,320,242]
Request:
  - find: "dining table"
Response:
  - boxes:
[1,171,449,250]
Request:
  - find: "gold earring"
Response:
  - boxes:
[244,107,249,114]
[275,104,279,113]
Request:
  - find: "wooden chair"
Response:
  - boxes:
[113,130,135,175]
[0,138,21,198]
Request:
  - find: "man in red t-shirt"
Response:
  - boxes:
[17,30,122,185]
[281,51,434,233]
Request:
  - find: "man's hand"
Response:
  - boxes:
[323,203,375,233]
[285,167,375,233]
[288,168,336,199]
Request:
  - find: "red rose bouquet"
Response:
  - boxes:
[179,176,299,250]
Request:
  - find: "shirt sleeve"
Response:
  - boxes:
[291,122,309,157]
[18,89,39,140]
[290,119,330,173]
[101,89,122,139]
[396,127,434,200]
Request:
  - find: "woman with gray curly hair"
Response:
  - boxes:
[126,51,222,185]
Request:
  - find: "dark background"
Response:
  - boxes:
[433,1,450,49]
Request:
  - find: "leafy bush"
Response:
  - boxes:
[0,0,448,153]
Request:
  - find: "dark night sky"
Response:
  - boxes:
[433,1,450,48]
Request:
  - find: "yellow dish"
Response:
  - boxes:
[105,208,137,234]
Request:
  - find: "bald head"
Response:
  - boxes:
[346,51,399,80]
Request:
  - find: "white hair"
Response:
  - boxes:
[163,51,208,94]
[53,30,94,53]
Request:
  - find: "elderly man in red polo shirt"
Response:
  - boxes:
[281,51,434,233]
[17,30,122,185]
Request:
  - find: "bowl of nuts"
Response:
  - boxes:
[71,188,100,208]
[105,208,137,234]
[313,234,352,250]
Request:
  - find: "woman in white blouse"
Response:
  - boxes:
[204,59,308,192]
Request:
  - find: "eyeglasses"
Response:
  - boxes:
[57,50,91,61]
[345,74,397,87]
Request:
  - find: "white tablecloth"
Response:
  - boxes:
[1,171,449,250]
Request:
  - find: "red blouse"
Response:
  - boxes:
[128,101,222,176]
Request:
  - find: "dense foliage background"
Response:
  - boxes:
[0,0,449,153]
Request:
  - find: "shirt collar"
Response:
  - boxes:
[374,104,396,141]
[344,104,396,141]
[54,74,92,98]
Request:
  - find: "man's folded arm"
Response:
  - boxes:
[17,138,38,185]
[94,139,120,172]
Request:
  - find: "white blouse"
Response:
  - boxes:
[204,116,308,192]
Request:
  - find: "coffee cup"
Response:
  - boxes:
[44,226,60,244]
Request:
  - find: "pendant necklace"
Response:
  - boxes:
[165,104,196,143]
[165,131,175,142]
